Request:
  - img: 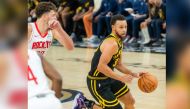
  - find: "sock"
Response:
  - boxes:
[141,27,150,44]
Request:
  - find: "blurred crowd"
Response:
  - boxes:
[28,0,166,47]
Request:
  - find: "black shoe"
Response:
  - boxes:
[152,40,163,47]
[144,41,154,47]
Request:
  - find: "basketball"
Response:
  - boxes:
[138,73,158,93]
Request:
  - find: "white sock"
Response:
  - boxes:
[141,27,150,44]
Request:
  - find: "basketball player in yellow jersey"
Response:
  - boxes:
[73,14,144,109]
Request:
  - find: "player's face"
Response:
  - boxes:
[113,20,127,38]
[44,10,57,23]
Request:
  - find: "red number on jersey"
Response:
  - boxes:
[28,66,38,84]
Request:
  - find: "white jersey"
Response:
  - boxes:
[0,50,27,109]
[28,22,53,55]
[28,49,54,99]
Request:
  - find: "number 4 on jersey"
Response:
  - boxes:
[28,66,38,85]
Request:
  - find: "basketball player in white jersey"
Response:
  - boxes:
[28,2,74,55]
[0,38,27,109]
[0,51,27,109]
[28,49,63,109]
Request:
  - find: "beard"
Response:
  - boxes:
[116,31,126,40]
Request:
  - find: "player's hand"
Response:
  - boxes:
[131,72,147,78]
[120,74,133,84]
[48,19,61,30]
[131,72,148,78]
[131,73,140,78]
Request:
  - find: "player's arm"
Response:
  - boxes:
[115,56,139,78]
[51,20,74,51]
[116,56,145,78]
[39,54,63,98]
[115,56,133,74]
[97,39,133,83]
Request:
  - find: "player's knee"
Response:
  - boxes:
[124,97,135,106]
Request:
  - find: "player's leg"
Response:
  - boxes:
[118,91,135,109]
[111,80,135,109]
[86,78,123,109]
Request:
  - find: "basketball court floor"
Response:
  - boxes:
[45,46,166,109]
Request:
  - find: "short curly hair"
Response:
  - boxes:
[35,2,57,18]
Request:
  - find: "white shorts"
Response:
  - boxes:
[28,94,63,109]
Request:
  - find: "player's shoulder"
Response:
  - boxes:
[101,38,118,50]
[104,37,118,47]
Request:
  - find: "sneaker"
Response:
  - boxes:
[123,35,131,42]
[143,40,155,47]
[152,40,163,47]
[72,93,86,109]
[88,36,100,43]
[128,37,136,44]
[87,35,97,42]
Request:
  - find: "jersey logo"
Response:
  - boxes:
[32,41,52,49]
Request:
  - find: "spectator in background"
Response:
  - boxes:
[149,0,166,46]
[140,0,166,46]
[28,0,39,22]
[83,0,95,39]
[71,0,95,43]
[88,0,118,43]
[39,0,61,7]
[127,0,148,44]
[140,0,155,44]
[58,0,81,34]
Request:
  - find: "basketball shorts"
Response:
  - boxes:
[87,75,129,109]
[28,93,62,109]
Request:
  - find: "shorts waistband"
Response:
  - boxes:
[87,75,108,80]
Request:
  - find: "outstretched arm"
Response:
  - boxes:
[49,20,74,51]
[97,39,133,83]
[116,56,144,78]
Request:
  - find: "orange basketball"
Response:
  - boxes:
[138,73,158,93]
